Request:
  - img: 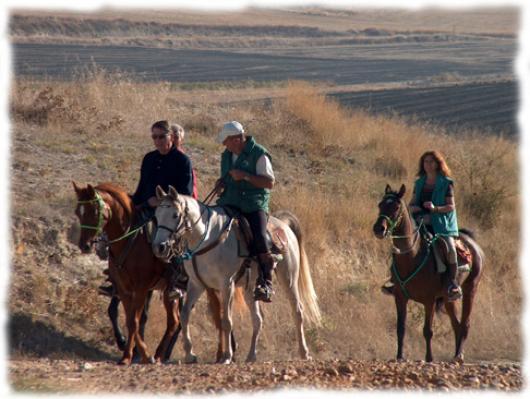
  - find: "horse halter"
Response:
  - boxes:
[156,197,216,261]
[376,194,405,237]
[77,191,111,236]
[156,200,193,241]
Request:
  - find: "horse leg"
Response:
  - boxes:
[205,289,225,363]
[218,283,235,364]
[444,300,462,361]
[181,283,205,364]
[127,292,154,364]
[132,291,153,363]
[423,300,435,362]
[287,280,311,360]
[242,284,263,363]
[394,294,408,360]
[163,298,183,362]
[108,296,126,351]
[154,294,180,363]
[456,281,479,362]
[118,294,135,365]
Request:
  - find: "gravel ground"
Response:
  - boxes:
[9,358,522,394]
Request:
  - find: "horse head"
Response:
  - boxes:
[152,185,190,261]
[72,181,112,253]
[373,183,407,239]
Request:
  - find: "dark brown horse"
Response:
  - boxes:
[73,182,227,365]
[373,184,484,362]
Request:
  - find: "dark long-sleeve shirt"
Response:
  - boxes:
[132,146,193,205]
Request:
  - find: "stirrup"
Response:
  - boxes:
[381,281,395,296]
[447,284,462,301]
[254,284,273,303]
[98,284,115,297]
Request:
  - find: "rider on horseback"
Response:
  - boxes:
[215,121,276,303]
[383,150,462,301]
[100,120,194,300]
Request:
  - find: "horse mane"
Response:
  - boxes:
[95,182,134,221]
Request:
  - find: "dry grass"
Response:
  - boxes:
[9,71,520,363]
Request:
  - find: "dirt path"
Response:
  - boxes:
[9,358,522,394]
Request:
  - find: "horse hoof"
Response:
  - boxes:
[117,358,131,366]
[245,355,256,363]
[302,354,313,361]
[453,354,464,364]
[185,354,198,364]
[142,356,155,364]
[117,337,127,351]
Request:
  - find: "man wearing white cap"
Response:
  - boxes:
[216,121,276,302]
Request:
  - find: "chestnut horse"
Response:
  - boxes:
[373,184,484,362]
[73,182,224,365]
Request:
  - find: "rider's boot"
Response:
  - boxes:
[254,252,275,303]
[447,262,462,301]
[165,258,188,301]
[381,279,395,296]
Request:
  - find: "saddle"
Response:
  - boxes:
[223,207,288,258]
[432,235,473,274]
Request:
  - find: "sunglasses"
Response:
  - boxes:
[152,133,169,140]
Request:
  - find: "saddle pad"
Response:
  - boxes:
[455,238,473,265]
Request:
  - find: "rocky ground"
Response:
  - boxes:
[9,358,522,394]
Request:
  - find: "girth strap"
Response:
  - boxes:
[189,218,234,288]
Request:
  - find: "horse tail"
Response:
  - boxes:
[273,210,322,326]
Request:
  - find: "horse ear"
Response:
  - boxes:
[385,184,392,194]
[156,185,167,200]
[72,181,84,197]
[87,184,96,198]
[168,185,179,200]
[398,184,406,198]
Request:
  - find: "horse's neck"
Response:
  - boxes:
[392,208,421,261]
[186,199,229,249]
[104,195,132,242]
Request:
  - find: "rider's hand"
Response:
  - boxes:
[229,169,249,181]
[423,201,435,211]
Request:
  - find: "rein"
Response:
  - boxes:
[378,194,436,299]
[77,190,147,245]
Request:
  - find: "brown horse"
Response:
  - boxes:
[73,182,226,365]
[372,184,484,362]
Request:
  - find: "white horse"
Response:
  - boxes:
[152,185,322,364]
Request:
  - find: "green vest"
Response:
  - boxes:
[414,174,459,237]
[217,136,271,213]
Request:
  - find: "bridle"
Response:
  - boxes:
[376,194,423,255]
[155,198,213,260]
[77,191,110,237]
[77,190,145,246]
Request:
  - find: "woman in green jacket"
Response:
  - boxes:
[409,150,461,301]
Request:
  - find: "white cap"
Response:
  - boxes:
[217,121,245,144]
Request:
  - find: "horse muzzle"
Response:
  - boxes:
[79,240,94,254]
[373,223,387,239]
[153,240,172,261]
